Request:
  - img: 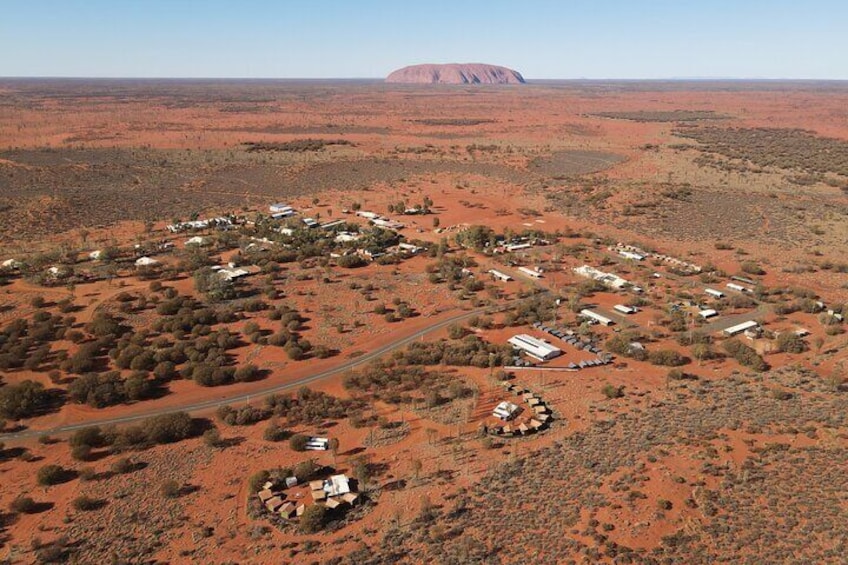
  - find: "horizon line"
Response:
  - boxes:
[1,75,848,82]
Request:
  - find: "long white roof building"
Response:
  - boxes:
[508,334,562,361]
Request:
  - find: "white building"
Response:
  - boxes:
[493,401,520,421]
[269,203,293,213]
[489,269,513,282]
[705,288,725,299]
[302,218,319,228]
[185,236,210,247]
[166,217,231,233]
[518,266,543,279]
[320,219,346,230]
[580,309,614,326]
[217,267,252,281]
[372,218,404,230]
[397,242,423,254]
[723,320,759,336]
[699,308,718,319]
[573,265,629,290]
[726,283,750,293]
[508,334,562,361]
[613,304,636,315]
[135,256,159,267]
[1,259,21,270]
[506,242,532,252]
[322,474,351,497]
[618,250,645,261]
[305,437,329,451]
[334,232,361,243]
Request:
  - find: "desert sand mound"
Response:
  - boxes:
[386,63,525,84]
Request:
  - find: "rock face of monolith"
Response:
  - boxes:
[386,63,525,84]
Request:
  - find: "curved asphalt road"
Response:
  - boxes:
[1,307,487,442]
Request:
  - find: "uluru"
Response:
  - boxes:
[386,63,525,85]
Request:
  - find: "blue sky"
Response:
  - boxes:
[0,0,845,79]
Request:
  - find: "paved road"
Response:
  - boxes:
[0,307,488,442]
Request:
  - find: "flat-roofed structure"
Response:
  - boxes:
[618,250,645,261]
[278,502,296,518]
[573,265,629,290]
[580,309,614,326]
[305,437,329,451]
[705,288,725,299]
[723,320,759,336]
[518,266,542,278]
[699,308,718,319]
[726,282,750,293]
[613,304,636,315]
[489,269,513,282]
[323,474,351,497]
[508,334,562,361]
[493,401,520,421]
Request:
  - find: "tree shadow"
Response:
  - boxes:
[76,498,108,511]
[0,447,29,462]
[218,436,246,448]
[178,484,201,497]
[383,479,407,492]
[26,501,55,514]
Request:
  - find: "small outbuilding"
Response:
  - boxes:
[278,502,297,519]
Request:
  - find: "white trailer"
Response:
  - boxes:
[705,288,725,299]
[613,304,636,315]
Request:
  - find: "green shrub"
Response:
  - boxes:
[263,421,289,442]
[723,339,768,371]
[37,464,72,486]
[0,380,54,420]
[776,332,807,354]
[144,412,194,444]
[72,496,104,511]
[248,470,270,493]
[9,496,39,514]
[601,384,625,399]
[299,504,327,533]
[160,480,181,499]
[289,433,310,452]
[648,349,688,367]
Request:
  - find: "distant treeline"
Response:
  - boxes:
[243,139,354,153]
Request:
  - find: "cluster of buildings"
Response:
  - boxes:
[167,216,233,233]
[210,263,260,282]
[257,473,359,520]
[610,243,702,273]
[573,265,630,290]
[354,210,405,230]
[486,382,552,437]
[308,474,360,510]
[507,323,613,370]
